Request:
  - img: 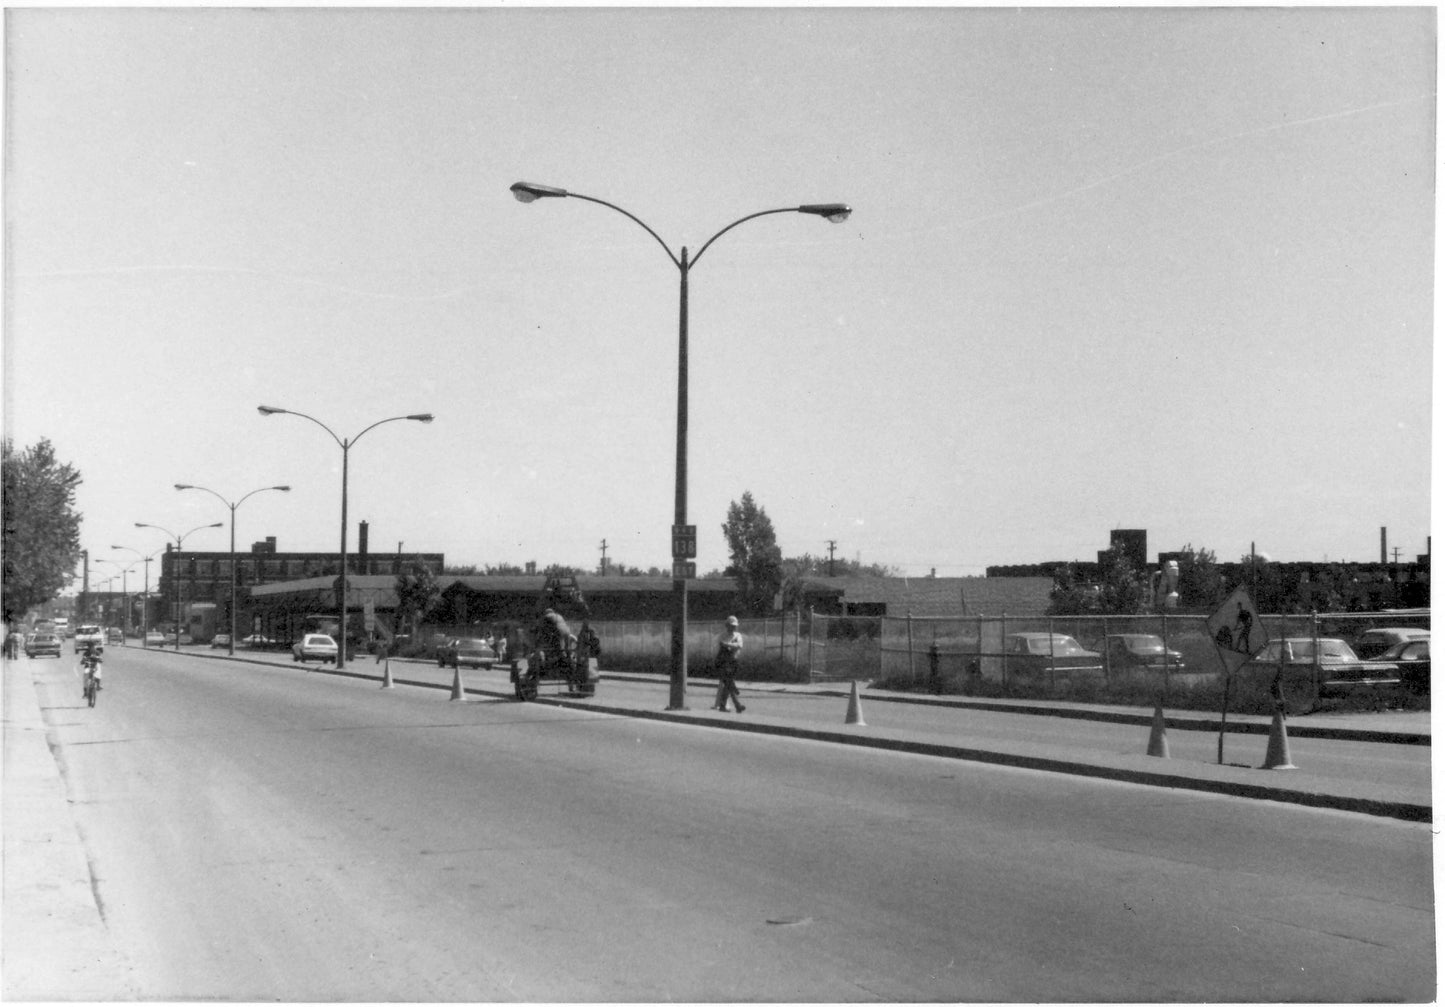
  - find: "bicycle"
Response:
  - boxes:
[79,647,102,708]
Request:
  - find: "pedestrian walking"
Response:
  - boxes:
[713,615,745,713]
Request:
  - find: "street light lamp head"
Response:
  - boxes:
[798,203,853,224]
[174,483,192,490]
[407,413,435,424]
[510,181,569,203]
[257,405,287,416]
[275,485,292,492]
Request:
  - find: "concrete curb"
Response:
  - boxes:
[141,648,1432,822]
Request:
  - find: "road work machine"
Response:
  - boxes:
[510,573,601,701]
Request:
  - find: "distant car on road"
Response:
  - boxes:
[239,633,275,648]
[1003,632,1102,680]
[1373,638,1430,694]
[25,632,62,659]
[292,634,339,664]
[1102,634,1184,673]
[211,633,232,649]
[143,630,166,647]
[439,637,497,670]
[106,627,125,645]
[1249,638,1400,695]
[1353,627,1430,660]
[74,624,104,653]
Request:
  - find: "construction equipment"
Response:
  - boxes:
[510,572,600,701]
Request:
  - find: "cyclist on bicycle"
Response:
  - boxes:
[79,643,103,698]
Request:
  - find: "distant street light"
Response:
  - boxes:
[175,483,291,656]
[134,522,224,649]
[257,406,434,669]
[510,180,851,709]
[111,545,162,640]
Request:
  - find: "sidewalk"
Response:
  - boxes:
[174,646,1432,822]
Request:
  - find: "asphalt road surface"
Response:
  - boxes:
[21,647,1436,1001]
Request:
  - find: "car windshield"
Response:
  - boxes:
[458,640,490,651]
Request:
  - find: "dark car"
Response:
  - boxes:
[1249,638,1400,695]
[1374,638,1430,694]
[1103,633,1185,673]
[1354,627,1430,660]
[1003,632,1102,680]
[439,637,497,670]
[25,632,62,659]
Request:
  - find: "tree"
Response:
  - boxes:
[1173,544,1226,611]
[3,439,84,623]
[722,491,783,615]
[393,564,440,637]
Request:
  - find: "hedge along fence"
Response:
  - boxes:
[582,614,810,681]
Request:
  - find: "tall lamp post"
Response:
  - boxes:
[111,546,161,640]
[510,181,851,710]
[257,406,434,670]
[175,483,291,656]
[134,521,223,649]
[93,559,137,637]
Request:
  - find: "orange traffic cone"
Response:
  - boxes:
[1261,708,1296,770]
[1146,703,1170,758]
[845,680,866,726]
[449,664,465,702]
[380,658,394,689]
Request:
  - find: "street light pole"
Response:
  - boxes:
[111,546,160,640]
[509,181,851,710]
[134,522,223,649]
[175,483,291,656]
[257,406,434,670]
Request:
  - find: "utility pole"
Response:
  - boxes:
[826,540,837,577]
[599,539,608,576]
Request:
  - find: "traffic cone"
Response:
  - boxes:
[1261,708,1296,770]
[1146,703,1170,758]
[845,680,866,726]
[449,664,465,702]
[380,658,394,689]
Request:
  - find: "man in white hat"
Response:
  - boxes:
[713,615,745,713]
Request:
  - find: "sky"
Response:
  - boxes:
[3,6,1435,591]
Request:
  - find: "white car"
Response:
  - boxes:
[291,634,339,664]
[74,624,104,652]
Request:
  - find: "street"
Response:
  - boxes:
[7,647,1435,1001]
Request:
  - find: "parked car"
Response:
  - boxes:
[1248,638,1401,695]
[239,633,275,648]
[73,624,104,652]
[439,637,497,670]
[25,631,62,659]
[143,630,166,647]
[1102,633,1184,673]
[1354,627,1430,660]
[1373,638,1430,694]
[1003,633,1102,680]
[210,633,232,649]
[292,634,339,664]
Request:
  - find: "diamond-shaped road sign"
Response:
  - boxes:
[1205,586,1269,675]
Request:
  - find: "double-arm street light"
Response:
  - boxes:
[257,406,434,670]
[93,558,138,637]
[110,545,162,640]
[134,521,224,649]
[509,181,852,710]
[175,483,291,656]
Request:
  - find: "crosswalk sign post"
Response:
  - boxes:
[1205,587,1269,764]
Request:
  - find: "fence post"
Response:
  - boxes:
[1001,611,1008,689]
[1102,613,1111,682]
[1160,611,1171,699]
[879,615,887,680]
[906,612,915,684]
[1047,616,1056,693]
[807,607,815,682]
[794,609,801,670]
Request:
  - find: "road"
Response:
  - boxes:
[10,647,1436,1001]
